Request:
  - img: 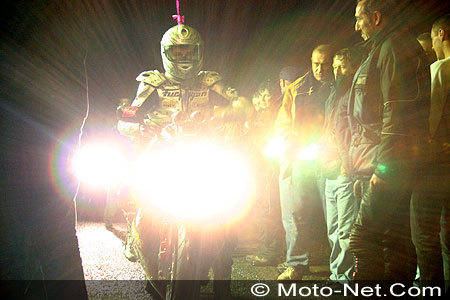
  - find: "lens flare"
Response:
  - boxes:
[264,136,287,158]
[71,142,127,187]
[297,143,321,161]
[132,140,253,224]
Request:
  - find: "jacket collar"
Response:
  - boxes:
[362,22,407,52]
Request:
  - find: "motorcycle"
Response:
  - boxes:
[123,111,252,300]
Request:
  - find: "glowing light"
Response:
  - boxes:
[71,143,127,187]
[49,128,81,203]
[264,136,287,158]
[297,143,320,161]
[377,164,387,174]
[132,140,252,224]
[232,100,243,109]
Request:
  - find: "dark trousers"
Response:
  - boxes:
[349,179,416,280]
[254,166,284,260]
[411,158,450,291]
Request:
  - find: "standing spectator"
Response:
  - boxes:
[321,48,362,284]
[274,44,333,280]
[250,67,299,271]
[411,14,450,291]
[246,79,284,266]
[348,0,430,280]
[274,66,300,273]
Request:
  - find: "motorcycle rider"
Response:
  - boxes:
[117,23,248,297]
[118,24,248,141]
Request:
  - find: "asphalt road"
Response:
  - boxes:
[77,221,331,299]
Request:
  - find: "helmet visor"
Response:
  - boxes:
[164,45,201,63]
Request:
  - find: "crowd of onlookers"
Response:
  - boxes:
[48,0,450,293]
[244,0,450,291]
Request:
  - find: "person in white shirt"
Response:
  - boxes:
[411,13,450,292]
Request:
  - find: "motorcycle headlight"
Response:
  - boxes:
[132,140,253,224]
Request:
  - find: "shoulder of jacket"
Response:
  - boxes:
[380,30,418,54]
[198,71,223,87]
[136,70,166,87]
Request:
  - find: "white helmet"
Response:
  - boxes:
[161,24,203,82]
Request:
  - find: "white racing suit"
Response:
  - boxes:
[118,69,246,290]
[118,69,243,138]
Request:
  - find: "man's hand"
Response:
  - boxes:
[369,173,388,193]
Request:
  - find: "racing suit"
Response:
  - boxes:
[118,69,244,139]
[118,69,247,285]
[347,27,430,280]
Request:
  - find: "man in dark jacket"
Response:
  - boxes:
[321,48,362,284]
[348,0,430,280]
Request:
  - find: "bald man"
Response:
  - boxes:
[275,44,333,280]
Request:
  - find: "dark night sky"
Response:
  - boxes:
[1,0,450,199]
[1,0,450,127]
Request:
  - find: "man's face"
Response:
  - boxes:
[311,51,332,82]
[355,0,376,41]
[252,96,261,112]
[333,57,354,79]
[166,45,199,62]
[431,29,445,60]
[258,89,273,110]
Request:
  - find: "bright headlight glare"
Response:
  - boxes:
[264,136,287,158]
[132,140,252,223]
[71,143,127,186]
[297,143,320,161]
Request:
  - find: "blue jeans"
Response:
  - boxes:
[325,175,359,282]
[279,160,324,271]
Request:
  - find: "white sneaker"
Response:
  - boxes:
[277,267,303,280]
